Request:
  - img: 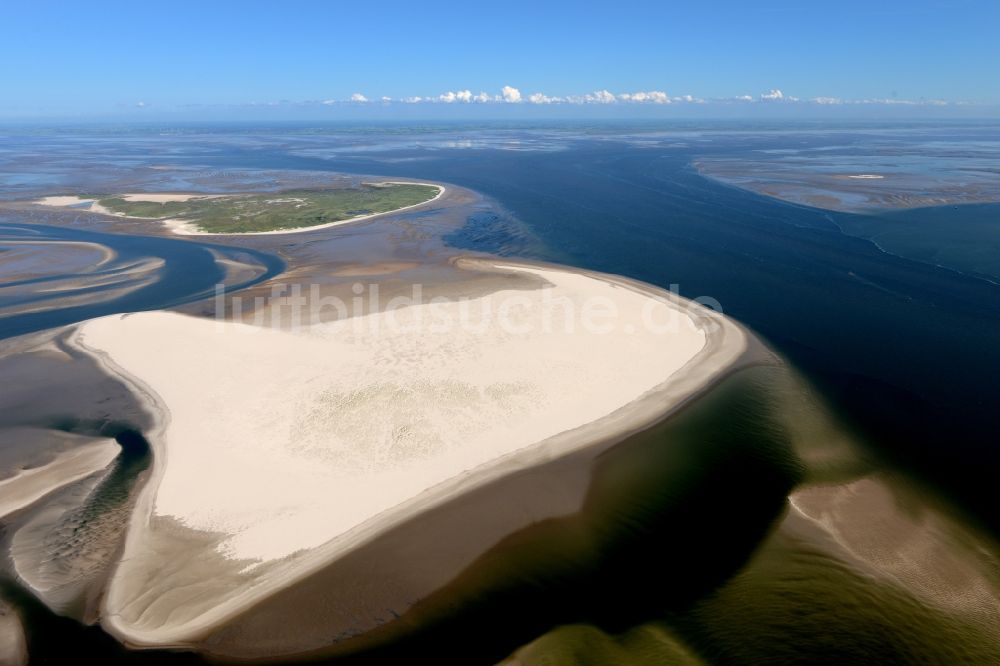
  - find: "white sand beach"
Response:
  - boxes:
[35,193,219,206]
[73,259,746,646]
[119,193,222,203]
[33,196,95,207]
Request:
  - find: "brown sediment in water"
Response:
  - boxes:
[329,261,422,277]
[0,597,27,666]
[677,478,1000,663]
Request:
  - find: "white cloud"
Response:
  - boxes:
[848,97,948,106]
[436,89,488,103]
[298,87,959,109]
[618,91,670,104]
[501,85,522,103]
[758,89,799,102]
[528,92,564,104]
[566,90,617,104]
[589,89,617,104]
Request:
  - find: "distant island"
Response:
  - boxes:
[34,182,443,234]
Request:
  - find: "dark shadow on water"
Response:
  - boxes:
[0,579,205,665]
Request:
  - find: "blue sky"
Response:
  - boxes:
[2,0,998,119]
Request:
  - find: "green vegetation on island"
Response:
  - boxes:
[96,183,440,233]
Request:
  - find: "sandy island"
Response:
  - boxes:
[68,258,747,648]
[33,182,446,236]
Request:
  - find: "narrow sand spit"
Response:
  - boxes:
[0,240,115,279]
[34,193,220,206]
[118,193,224,203]
[73,259,746,646]
[33,195,95,207]
[0,438,120,519]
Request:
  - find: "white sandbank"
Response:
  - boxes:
[74,260,745,645]
[119,193,223,203]
[33,195,94,207]
[34,193,218,206]
[0,438,120,519]
[32,195,115,216]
